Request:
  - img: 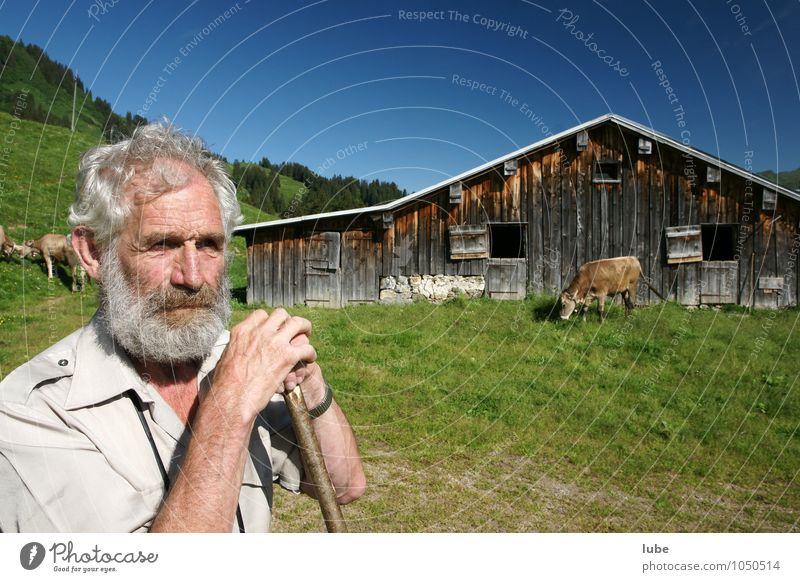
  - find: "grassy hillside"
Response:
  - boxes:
[0,112,101,238]
[759,167,800,192]
[0,35,142,136]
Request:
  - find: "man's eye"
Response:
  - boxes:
[197,239,220,250]
[148,240,177,250]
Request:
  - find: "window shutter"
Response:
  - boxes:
[665,225,702,264]
[449,225,488,260]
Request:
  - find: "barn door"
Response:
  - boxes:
[305,232,341,308]
[486,258,527,300]
[341,230,379,305]
[700,261,738,304]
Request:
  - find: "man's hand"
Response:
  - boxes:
[152,307,363,532]
[211,308,317,428]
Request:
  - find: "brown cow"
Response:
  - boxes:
[559,256,664,321]
[22,234,85,293]
[0,225,15,259]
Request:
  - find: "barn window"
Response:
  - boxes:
[592,160,620,183]
[665,225,702,264]
[504,159,519,176]
[489,223,526,259]
[449,225,488,259]
[701,223,738,261]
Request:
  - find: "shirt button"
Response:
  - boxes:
[58,359,69,367]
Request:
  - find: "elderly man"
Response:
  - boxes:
[0,124,365,532]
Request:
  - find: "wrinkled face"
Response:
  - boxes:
[559,292,578,320]
[99,161,231,363]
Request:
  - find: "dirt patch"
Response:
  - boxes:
[271,451,798,532]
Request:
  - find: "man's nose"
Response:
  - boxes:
[171,242,203,290]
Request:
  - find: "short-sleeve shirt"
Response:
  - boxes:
[0,314,303,532]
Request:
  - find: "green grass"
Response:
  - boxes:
[272,299,799,532]
[0,111,102,241]
[4,283,796,532]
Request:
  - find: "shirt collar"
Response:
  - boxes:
[64,313,230,411]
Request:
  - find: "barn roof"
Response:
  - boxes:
[234,113,799,233]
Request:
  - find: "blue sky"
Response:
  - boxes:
[1,0,799,193]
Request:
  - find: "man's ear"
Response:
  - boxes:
[71,227,102,280]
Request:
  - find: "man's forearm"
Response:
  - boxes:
[305,400,366,505]
[149,396,252,532]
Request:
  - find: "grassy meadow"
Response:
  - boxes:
[0,113,797,533]
[2,275,797,532]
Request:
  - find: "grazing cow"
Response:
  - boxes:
[22,234,86,293]
[559,256,664,321]
[0,225,14,259]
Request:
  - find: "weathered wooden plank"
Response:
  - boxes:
[634,158,647,303]
[622,143,636,257]
[295,236,306,305]
[492,175,502,223]
[682,263,699,305]
[395,212,410,275]
[599,183,610,260]
[432,194,446,275]
[264,241,273,306]
[274,237,284,306]
[383,218,396,276]
[246,243,255,304]
[367,232,379,302]
[560,144,575,286]
[510,168,521,222]
[708,177,719,224]
[591,139,603,261]
[662,158,676,298]
[418,202,431,275]
[758,214,779,308]
[284,235,294,306]
[584,142,594,264]
[528,156,544,293]
[575,142,588,268]
[763,214,777,308]
[651,158,664,304]
[542,149,558,292]
[553,148,564,291]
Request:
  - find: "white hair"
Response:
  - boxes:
[69,122,242,249]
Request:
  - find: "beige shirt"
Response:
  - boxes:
[0,315,302,532]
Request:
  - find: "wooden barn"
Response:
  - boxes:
[234,114,800,309]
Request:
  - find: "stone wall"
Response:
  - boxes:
[379,274,485,303]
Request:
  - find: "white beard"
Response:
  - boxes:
[98,249,231,364]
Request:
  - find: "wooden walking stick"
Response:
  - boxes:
[283,384,348,533]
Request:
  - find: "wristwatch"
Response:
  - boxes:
[308,381,334,419]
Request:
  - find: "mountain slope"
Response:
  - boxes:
[0,35,145,137]
[758,167,800,192]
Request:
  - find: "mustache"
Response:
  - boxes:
[146,283,222,312]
